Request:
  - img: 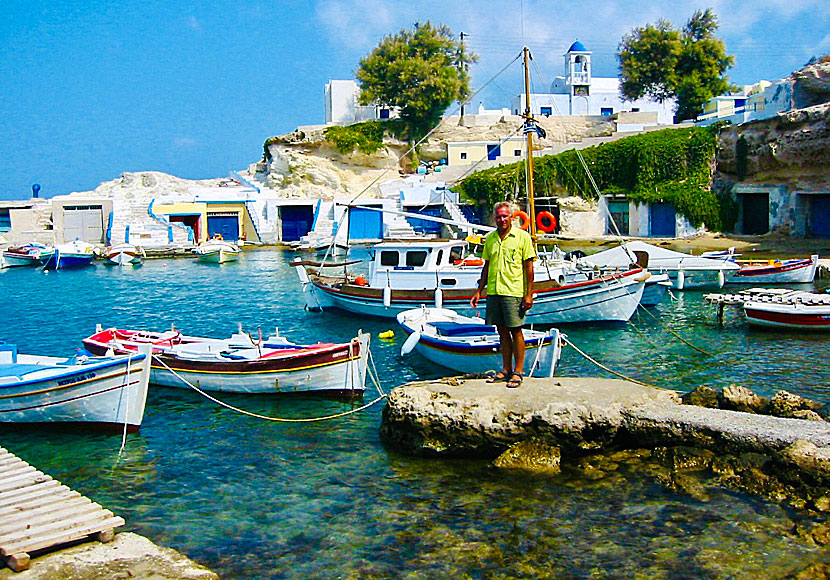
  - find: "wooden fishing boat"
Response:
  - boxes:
[729,255,819,284]
[1,243,53,268]
[104,243,145,266]
[82,325,370,398]
[744,299,830,330]
[0,343,151,432]
[194,237,239,263]
[396,307,562,376]
[42,240,95,270]
[293,240,647,324]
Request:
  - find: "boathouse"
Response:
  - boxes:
[731,184,830,238]
[599,194,701,238]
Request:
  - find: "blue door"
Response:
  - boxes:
[487,144,501,161]
[649,203,676,237]
[811,195,830,238]
[348,206,383,240]
[207,215,238,241]
[280,206,314,242]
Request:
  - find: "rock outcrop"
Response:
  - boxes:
[0,532,217,580]
[381,377,830,511]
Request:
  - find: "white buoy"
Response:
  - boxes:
[717,270,725,288]
[676,270,685,290]
[434,287,443,308]
[383,284,391,308]
[401,331,421,355]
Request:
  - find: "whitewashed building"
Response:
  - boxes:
[324,80,396,125]
[510,41,676,125]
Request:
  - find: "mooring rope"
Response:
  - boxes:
[561,336,659,389]
[151,352,387,423]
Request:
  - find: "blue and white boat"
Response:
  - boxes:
[42,240,95,270]
[396,307,563,377]
[0,343,152,432]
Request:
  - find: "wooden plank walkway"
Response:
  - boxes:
[0,446,124,572]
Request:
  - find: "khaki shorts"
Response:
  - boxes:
[485,294,525,328]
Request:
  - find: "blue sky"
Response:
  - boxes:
[1,0,828,199]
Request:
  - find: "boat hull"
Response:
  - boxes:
[744,302,830,330]
[728,256,818,284]
[196,249,239,263]
[0,350,151,431]
[2,254,42,267]
[83,329,370,397]
[397,308,562,376]
[303,269,647,324]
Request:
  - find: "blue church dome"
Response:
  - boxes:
[568,40,588,52]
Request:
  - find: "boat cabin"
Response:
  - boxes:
[366,241,482,290]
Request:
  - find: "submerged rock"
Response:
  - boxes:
[493,438,561,472]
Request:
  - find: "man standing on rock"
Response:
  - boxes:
[470,201,536,388]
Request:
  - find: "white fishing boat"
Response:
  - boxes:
[194,237,240,263]
[293,239,648,324]
[83,325,370,398]
[104,243,145,266]
[584,241,739,289]
[396,307,563,376]
[0,343,151,432]
[703,251,820,284]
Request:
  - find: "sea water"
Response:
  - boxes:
[1,249,828,579]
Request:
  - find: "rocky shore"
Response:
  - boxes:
[381,377,830,511]
[0,533,217,580]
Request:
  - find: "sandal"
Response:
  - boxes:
[486,370,509,383]
[506,372,523,388]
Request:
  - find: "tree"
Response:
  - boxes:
[356,22,476,145]
[617,9,734,121]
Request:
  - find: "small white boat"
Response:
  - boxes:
[743,295,830,330]
[0,343,151,431]
[194,237,239,263]
[104,243,145,266]
[729,255,818,284]
[585,241,739,289]
[396,307,563,376]
[83,325,370,398]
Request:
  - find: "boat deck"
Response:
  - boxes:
[0,446,124,572]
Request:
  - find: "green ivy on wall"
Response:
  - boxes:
[324,121,387,155]
[455,126,724,230]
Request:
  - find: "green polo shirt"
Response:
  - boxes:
[481,227,536,297]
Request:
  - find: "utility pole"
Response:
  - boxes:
[523,46,537,246]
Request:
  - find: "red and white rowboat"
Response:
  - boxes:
[83,325,370,398]
[744,297,830,330]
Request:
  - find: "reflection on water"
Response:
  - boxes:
[1,249,828,579]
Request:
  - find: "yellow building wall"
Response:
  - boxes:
[447,138,526,166]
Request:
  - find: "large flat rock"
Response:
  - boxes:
[380,376,680,455]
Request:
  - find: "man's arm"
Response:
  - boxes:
[521,258,534,311]
[470,262,489,308]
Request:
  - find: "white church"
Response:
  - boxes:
[510,41,676,125]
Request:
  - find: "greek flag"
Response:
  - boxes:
[522,122,546,140]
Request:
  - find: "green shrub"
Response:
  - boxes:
[455,126,724,230]
[324,121,386,155]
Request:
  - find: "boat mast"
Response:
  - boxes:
[522,46,537,245]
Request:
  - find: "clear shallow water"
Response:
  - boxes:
[1,249,829,579]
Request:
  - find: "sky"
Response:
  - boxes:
[1,0,828,200]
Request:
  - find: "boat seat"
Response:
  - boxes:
[431,322,497,337]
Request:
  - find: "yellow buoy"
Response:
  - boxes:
[378,330,395,340]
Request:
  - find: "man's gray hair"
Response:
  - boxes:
[493,201,515,214]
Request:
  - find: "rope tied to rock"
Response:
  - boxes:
[561,336,660,389]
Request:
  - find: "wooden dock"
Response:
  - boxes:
[704,288,830,325]
[0,446,124,572]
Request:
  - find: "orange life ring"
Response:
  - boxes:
[512,210,530,230]
[453,258,484,267]
[536,211,557,233]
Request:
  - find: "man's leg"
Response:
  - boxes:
[510,327,525,375]
[497,324,514,376]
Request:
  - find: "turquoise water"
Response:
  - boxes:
[2,249,829,579]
